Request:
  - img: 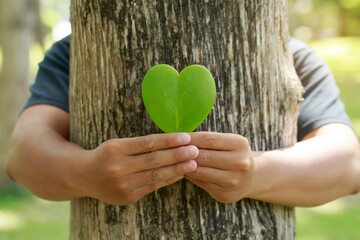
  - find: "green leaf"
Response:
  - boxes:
[142,64,216,133]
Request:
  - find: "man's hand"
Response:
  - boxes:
[6,105,199,206]
[78,133,199,205]
[186,125,360,207]
[7,105,359,207]
[185,132,254,203]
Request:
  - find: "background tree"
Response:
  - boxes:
[0,0,41,191]
[69,0,303,239]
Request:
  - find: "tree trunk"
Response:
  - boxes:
[0,0,39,191]
[69,0,303,239]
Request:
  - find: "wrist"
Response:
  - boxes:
[245,151,275,200]
[64,144,91,200]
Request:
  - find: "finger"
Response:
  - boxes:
[122,133,192,155]
[125,160,197,191]
[127,175,184,202]
[185,166,236,187]
[128,145,199,172]
[189,132,250,151]
[194,150,251,170]
[186,177,235,204]
[186,176,222,193]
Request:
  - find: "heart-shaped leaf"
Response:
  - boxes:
[142,64,216,133]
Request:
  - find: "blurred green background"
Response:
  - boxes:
[0,0,359,239]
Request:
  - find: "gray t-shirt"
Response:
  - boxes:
[290,38,351,140]
[25,36,352,140]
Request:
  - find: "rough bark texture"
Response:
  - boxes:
[69,0,303,239]
[0,0,39,190]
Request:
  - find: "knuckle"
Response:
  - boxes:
[117,181,129,193]
[142,135,155,150]
[234,158,251,171]
[193,169,204,179]
[102,140,119,158]
[150,169,160,182]
[226,178,239,187]
[230,135,243,149]
[242,159,251,170]
[237,135,250,148]
[146,151,158,166]
[106,165,122,178]
[197,151,209,164]
[203,133,216,147]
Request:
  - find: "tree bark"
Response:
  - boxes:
[69,0,303,239]
[0,0,39,191]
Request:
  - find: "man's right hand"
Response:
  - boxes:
[6,105,198,205]
[78,133,198,205]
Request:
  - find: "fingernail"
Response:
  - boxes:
[178,133,191,144]
[185,146,198,158]
[184,160,197,171]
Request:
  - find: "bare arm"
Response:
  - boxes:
[186,124,360,207]
[6,105,199,205]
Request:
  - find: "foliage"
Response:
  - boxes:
[142,64,216,133]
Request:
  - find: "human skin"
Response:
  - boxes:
[186,126,360,206]
[6,104,360,206]
[6,105,199,206]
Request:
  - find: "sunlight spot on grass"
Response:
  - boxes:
[0,210,23,231]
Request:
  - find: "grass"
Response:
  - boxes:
[0,37,359,239]
[296,194,360,240]
[0,190,70,240]
[338,78,360,141]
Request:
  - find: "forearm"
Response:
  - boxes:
[249,124,360,206]
[6,105,200,206]
[6,123,86,201]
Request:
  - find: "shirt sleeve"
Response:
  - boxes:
[290,38,352,141]
[24,35,70,112]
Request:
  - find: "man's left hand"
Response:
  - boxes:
[185,132,255,203]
